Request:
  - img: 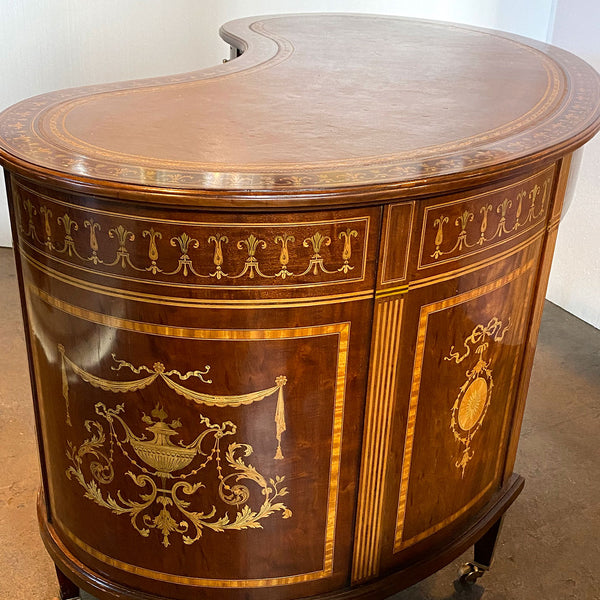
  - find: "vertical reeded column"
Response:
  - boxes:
[351,295,403,583]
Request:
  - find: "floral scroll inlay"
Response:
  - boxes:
[167,232,201,277]
[208,233,229,279]
[143,228,162,274]
[444,317,511,477]
[301,232,335,275]
[15,185,366,286]
[84,218,101,264]
[427,174,552,264]
[234,234,268,279]
[274,234,295,279]
[61,346,292,548]
[338,228,358,274]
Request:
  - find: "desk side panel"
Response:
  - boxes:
[7,175,381,600]
[352,163,561,583]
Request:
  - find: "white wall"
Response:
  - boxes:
[213,0,554,40]
[0,0,227,246]
[546,0,600,328]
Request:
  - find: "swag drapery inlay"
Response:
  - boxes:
[58,344,288,459]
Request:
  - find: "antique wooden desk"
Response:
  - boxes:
[1,14,599,600]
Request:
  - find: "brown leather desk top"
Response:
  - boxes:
[0,14,599,207]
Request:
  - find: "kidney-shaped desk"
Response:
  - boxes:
[1,13,599,600]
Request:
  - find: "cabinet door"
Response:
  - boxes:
[353,164,555,582]
[11,176,380,600]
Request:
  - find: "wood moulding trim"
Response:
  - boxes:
[38,474,525,600]
[0,155,573,211]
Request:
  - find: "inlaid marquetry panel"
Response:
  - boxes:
[417,166,555,271]
[393,260,538,553]
[25,284,358,592]
[13,180,371,292]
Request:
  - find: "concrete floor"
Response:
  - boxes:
[0,245,598,600]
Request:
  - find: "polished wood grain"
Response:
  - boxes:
[1,13,599,600]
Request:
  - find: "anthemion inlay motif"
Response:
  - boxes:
[16,187,362,285]
[426,174,552,265]
[444,317,511,476]
[60,346,292,547]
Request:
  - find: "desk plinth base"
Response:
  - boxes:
[39,474,524,600]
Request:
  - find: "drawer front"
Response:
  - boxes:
[12,177,378,303]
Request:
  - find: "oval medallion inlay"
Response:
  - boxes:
[458,376,488,431]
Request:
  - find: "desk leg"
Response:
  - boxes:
[56,566,80,600]
[474,515,504,569]
[459,516,504,584]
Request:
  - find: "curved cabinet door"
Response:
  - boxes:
[352,164,556,582]
[12,175,381,600]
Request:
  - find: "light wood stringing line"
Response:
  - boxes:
[352,303,384,581]
[22,251,373,309]
[409,229,545,290]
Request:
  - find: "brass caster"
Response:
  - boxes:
[458,562,486,584]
